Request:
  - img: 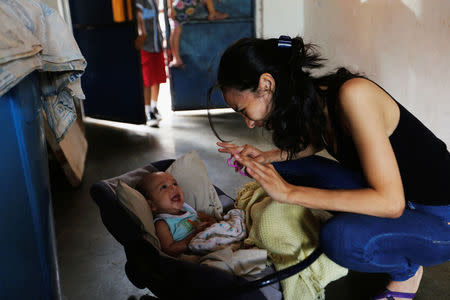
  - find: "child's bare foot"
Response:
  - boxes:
[169,58,184,68]
[208,11,228,21]
[376,266,423,299]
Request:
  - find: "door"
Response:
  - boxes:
[167,0,255,110]
[69,0,146,124]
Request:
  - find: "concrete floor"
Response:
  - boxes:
[50,106,449,299]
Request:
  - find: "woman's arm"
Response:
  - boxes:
[217,142,319,164]
[234,78,405,218]
[267,144,319,162]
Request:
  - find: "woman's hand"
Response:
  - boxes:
[217,142,270,164]
[233,153,295,205]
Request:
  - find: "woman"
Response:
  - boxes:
[209,36,450,300]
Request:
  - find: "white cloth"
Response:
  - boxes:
[181,246,268,276]
[0,0,86,141]
[189,209,246,253]
[200,246,267,276]
[166,151,223,220]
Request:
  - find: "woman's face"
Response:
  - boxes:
[223,88,273,128]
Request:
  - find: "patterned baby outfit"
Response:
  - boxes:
[189,209,246,253]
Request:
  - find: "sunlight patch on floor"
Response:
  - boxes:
[84,117,152,136]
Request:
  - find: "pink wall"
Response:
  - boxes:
[302,0,449,145]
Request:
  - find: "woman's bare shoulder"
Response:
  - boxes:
[337,77,392,109]
[336,77,399,135]
[338,77,380,100]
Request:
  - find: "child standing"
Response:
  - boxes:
[135,0,167,127]
[168,0,228,67]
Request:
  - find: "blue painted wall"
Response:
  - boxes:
[170,0,255,110]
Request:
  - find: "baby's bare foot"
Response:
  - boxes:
[383,266,423,299]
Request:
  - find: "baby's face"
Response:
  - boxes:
[147,172,184,214]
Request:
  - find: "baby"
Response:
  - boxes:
[137,171,216,257]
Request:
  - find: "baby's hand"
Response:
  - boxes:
[207,220,216,226]
[195,221,211,232]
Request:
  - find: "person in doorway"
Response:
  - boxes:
[167,0,228,68]
[210,36,450,300]
[135,0,167,127]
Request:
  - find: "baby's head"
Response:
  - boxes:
[137,172,185,214]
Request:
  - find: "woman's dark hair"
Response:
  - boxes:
[208,36,358,159]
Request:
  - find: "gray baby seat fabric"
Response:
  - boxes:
[90,158,272,299]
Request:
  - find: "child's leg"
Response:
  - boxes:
[144,85,151,118]
[141,50,152,120]
[150,84,160,104]
[169,25,183,67]
[204,0,228,20]
[204,0,216,15]
[144,86,151,106]
[150,84,161,119]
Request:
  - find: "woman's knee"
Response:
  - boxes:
[319,214,368,263]
[320,216,346,262]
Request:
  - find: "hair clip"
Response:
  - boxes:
[278,35,292,48]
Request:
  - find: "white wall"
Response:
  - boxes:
[256,0,304,38]
[259,0,450,145]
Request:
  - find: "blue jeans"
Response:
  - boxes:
[273,156,450,281]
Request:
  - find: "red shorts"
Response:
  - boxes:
[140,50,167,87]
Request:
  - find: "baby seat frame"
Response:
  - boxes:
[90,159,322,299]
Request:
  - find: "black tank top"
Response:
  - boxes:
[324,75,450,206]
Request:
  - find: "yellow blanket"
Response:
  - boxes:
[235,182,348,300]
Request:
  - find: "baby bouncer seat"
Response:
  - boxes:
[90,159,322,299]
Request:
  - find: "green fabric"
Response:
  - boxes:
[235,182,348,300]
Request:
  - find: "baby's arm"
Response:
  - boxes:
[197,211,216,226]
[155,220,196,257]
